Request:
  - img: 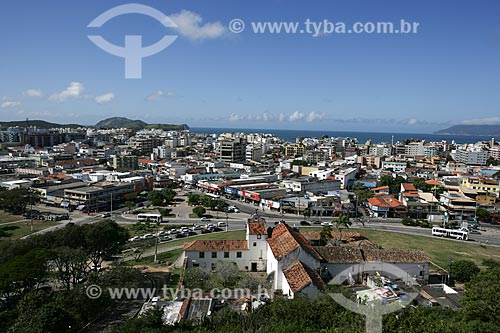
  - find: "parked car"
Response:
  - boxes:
[193,224,203,230]
[159,236,172,242]
[169,229,179,234]
[175,233,187,239]
[200,217,211,222]
[312,220,322,225]
[300,220,311,226]
[321,221,333,226]
[469,229,481,234]
[143,234,155,239]
[129,236,142,242]
[211,227,224,232]
[217,221,227,227]
[184,231,197,236]
[201,228,212,234]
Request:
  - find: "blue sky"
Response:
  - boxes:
[1,0,500,133]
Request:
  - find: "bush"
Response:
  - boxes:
[418,220,432,228]
[159,208,172,217]
[192,206,206,218]
[402,217,416,226]
[450,260,480,283]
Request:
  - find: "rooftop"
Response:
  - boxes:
[282,261,327,292]
[183,240,249,252]
[267,223,322,261]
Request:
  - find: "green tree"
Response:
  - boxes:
[476,208,491,222]
[192,206,206,218]
[335,214,352,243]
[50,246,87,291]
[462,267,500,323]
[148,190,164,206]
[450,259,480,283]
[319,225,333,246]
[187,193,201,206]
[211,261,241,288]
[353,183,373,203]
[183,267,211,290]
[124,201,135,211]
[378,175,406,194]
[81,220,129,271]
[0,248,50,298]
[303,207,311,220]
[161,188,176,205]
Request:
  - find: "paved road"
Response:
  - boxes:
[25,197,500,248]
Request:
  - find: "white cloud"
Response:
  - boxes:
[228,111,326,123]
[228,113,245,121]
[170,10,227,41]
[95,93,115,104]
[1,101,21,108]
[49,82,85,102]
[305,112,325,122]
[146,90,175,101]
[23,89,43,97]
[407,118,418,125]
[289,111,305,122]
[461,117,500,125]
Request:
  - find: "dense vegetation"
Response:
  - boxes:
[0,220,138,332]
[116,264,500,333]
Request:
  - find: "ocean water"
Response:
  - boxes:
[191,127,498,144]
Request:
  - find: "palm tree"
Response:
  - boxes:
[335,214,352,243]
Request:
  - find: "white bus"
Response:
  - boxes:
[432,227,468,241]
[137,213,163,223]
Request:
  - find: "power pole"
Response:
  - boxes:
[154,222,160,263]
[29,188,33,231]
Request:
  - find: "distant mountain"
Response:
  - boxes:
[435,125,500,136]
[95,117,147,129]
[0,120,81,129]
[95,117,189,130]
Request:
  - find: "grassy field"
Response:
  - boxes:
[155,229,246,252]
[0,220,61,239]
[125,248,184,266]
[356,229,500,269]
[0,211,25,224]
[301,227,500,270]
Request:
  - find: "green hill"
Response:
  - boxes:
[435,125,500,136]
[95,117,147,129]
[0,120,81,129]
[95,117,188,130]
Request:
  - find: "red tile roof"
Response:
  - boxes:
[282,261,326,292]
[267,223,322,261]
[248,222,267,235]
[425,180,443,186]
[368,196,404,208]
[183,240,248,252]
[372,186,389,192]
[401,183,417,192]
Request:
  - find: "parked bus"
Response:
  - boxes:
[137,213,163,223]
[431,227,468,241]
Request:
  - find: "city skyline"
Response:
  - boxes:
[1,0,500,133]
